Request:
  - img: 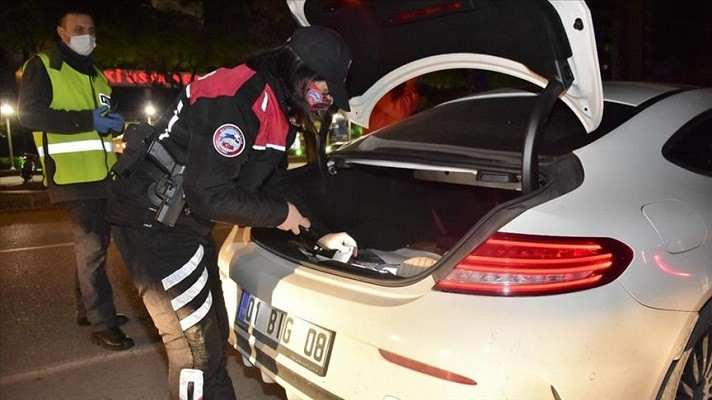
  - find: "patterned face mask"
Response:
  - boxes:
[305,81,333,112]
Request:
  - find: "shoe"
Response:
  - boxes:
[91,327,135,351]
[77,313,129,327]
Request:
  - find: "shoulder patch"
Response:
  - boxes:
[212,124,245,157]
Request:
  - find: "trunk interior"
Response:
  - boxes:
[254,161,521,279]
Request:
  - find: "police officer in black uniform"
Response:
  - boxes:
[107,27,353,399]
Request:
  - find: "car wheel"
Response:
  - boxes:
[657,304,712,400]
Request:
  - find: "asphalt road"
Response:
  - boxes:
[0,207,288,400]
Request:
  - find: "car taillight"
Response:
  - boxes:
[435,233,632,296]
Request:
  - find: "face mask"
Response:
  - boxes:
[305,81,333,112]
[68,34,96,56]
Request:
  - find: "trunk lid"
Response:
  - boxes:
[287,0,603,132]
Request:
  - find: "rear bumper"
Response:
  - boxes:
[218,234,696,400]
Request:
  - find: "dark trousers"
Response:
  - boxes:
[112,225,236,400]
[64,199,119,331]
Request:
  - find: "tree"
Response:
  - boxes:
[1,0,303,97]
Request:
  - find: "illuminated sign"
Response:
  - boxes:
[103,68,196,87]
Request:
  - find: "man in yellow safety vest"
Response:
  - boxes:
[18,6,133,351]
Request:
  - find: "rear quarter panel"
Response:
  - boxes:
[502,88,712,312]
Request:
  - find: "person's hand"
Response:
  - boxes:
[277,202,310,234]
[93,106,125,136]
[317,232,358,257]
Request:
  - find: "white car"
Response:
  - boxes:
[218,1,712,399]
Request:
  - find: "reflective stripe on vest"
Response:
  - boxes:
[33,53,117,185]
[36,139,114,157]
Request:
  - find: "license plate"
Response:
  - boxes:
[236,290,334,376]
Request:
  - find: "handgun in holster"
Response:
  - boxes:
[145,140,186,227]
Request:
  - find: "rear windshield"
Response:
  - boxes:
[348,96,637,157]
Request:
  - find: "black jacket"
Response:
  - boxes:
[107,64,297,235]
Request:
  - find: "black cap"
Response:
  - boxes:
[288,26,352,111]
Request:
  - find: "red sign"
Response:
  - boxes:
[103,68,196,87]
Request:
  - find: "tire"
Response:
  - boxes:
[657,303,712,400]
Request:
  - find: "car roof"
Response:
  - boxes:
[443,81,686,107]
[599,81,686,106]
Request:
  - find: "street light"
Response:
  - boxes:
[1,103,15,170]
[144,103,156,125]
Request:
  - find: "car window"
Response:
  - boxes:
[662,110,712,176]
[347,96,636,157]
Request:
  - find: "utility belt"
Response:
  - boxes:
[112,122,187,227]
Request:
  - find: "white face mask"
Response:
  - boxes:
[68,34,96,56]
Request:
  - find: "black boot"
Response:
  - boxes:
[91,327,135,351]
[77,313,129,326]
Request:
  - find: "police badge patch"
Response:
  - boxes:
[212,124,245,157]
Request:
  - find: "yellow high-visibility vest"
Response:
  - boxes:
[32,53,117,185]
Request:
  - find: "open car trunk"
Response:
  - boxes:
[254,161,522,279]
[248,92,635,282]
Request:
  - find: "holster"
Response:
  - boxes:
[145,140,186,227]
[112,122,187,227]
